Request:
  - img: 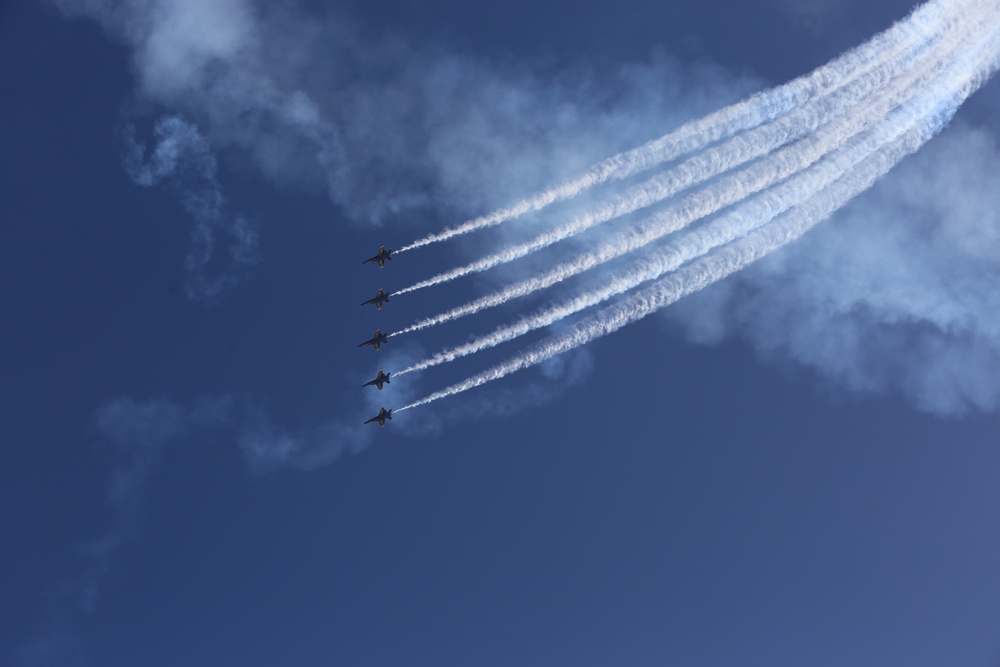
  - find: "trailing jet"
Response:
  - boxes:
[359,329,388,351]
[363,370,391,391]
[363,246,393,268]
[364,407,392,427]
[361,288,392,310]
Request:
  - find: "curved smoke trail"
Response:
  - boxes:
[392,1,976,338]
[399,5,1000,410]
[394,3,969,297]
[396,0,951,253]
[396,2,989,375]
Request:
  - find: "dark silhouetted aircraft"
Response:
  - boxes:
[363,370,391,391]
[363,246,393,268]
[364,407,392,427]
[359,329,388,351]
[361,288,392,310]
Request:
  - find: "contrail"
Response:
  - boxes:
[395,98,957,372]
[396,0,951,254]
[394,4,965,297]
[399,8,1000,410]
[396,2,987,375]
[392,2,975,339]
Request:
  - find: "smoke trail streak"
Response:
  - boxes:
[399,12,1000,411]
[396,0,987,375]
[392,2,978,338]
[396,0,951,253]
[396,105,948,373]
[394,4,967,297]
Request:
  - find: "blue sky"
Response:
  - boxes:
[4,0,1000,665]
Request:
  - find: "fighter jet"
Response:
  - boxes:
[363,246,393,268]
[363,370,391,391]
[361,288,392,310]
[364,407,392,427]
[359,329,388,351]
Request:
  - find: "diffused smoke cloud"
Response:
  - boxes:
[123,116,260,299]
[50,0,758,227]
[665,121,1000,415]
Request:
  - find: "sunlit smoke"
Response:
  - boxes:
[392,6,971,341]
[401,3,1000,410]
[393,4,967,297]
[396,0,950,253]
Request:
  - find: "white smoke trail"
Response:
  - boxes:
[399,9,1000,411]
[396,1,986,375]
[396,0,951,253]
[393,3,967,297]
[392,2,977,338]
[396,112,950,373]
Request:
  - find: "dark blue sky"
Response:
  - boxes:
[4,0,1000,665]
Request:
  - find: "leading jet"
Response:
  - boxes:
[364,407,392,427]
[363,246,393,268]
[359,329,388,351]
[361,288,392,310]
[363,370,391,391]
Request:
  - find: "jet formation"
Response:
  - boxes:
[361,246,397,426]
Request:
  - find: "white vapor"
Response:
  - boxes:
[393,4,958,297]
[394,50,973,376]
[396,0,948,253]
[393,0,976,343]
[667,119,1000,415]
[123,116,260,299]
[400,4,1000,411]
[50,0,765,229]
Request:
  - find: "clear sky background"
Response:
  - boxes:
[3,0,1000,665]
